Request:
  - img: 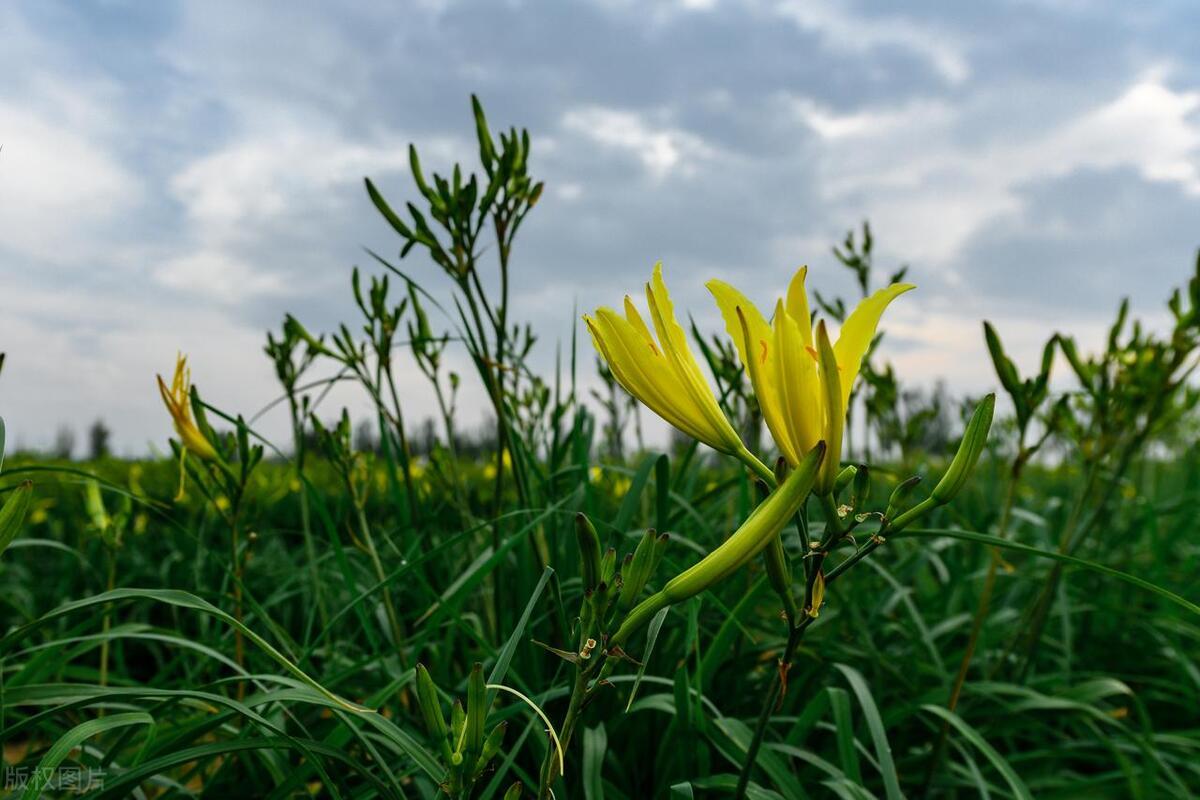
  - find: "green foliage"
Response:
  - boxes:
[1,99,1198,800]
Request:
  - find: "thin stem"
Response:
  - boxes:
[734,620,812,799]
[356,504,408,666]
[538,665,590,798]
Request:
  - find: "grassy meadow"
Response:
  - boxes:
[1,99,1199,799]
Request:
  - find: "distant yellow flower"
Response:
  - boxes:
[584,263,746,457]
[708,267,913,491]
[157,354,218,461]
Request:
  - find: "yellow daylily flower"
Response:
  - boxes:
[584,263,747,457]
[157,354,219,461]
[707,267,914,491]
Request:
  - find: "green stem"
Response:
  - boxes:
[538,665,590,798]
[734,619,812,799]
[356,505,407,667]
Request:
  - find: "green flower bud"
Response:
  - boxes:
[834,464,857,494]
[415,664,447,741]
[473,721,508,776]
[931,394,995,504]
[850,464,870,511]
[763,530,799,622]
[610,441,825,648]
[450,699,465,746]
[600,547,617,584]
[575,513,602,593]
[618,530,656,611]
[885,475,922,521]
[464,663,487,764]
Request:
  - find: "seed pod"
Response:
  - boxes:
[885,476,922,521]
[931,394,995,504]
[503,783,524,800]
[575,513,602,593]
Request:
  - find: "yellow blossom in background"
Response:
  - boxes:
[157,354,219,461]
[708,267,913,490]
[584,263,747,457]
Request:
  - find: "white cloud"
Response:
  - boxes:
[774,0,971,84]
[783,70,1200,264]
[170,129,412,244]
[789,96,955,141]
[154,250,287,303]
[1037,73,1200,193]
[561,106,716,180]
[0,101,143,264]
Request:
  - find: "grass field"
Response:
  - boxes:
[2,99,1199,799]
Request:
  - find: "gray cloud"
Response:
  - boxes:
[1,0,1198,452]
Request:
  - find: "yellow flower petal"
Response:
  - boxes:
[706,279,795,459]
[157,355,218,461]
[785,266,815,351]
[644,264,743,453]
[588,311,710,442]
[832,282,915,407]
[774,300,823,460]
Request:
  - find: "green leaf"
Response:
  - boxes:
[834,664,903,800]
[582,723,607,800]
[22,712,153,800]
[921,705,1034,800]
[625,606,670,712]
[0,480,33,557]
[0,588,372,714]
[488,566,553,708]
[897,528,1200,618]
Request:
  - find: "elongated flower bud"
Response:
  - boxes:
[815,323,843,495]
[764,531,798,622]
[474,722,507,776]
[575,513,602,593]
[885,476,922,521]
[850,464,870,511]
[931,394,995,504]
[463,663,487,765]
[618,530,657,611]
[610,441,825,648]
[450,699,466,749]
[834,465,857,494]
[415,664,447,739]
[600,547,617,584]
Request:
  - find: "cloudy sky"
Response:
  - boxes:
[2,0,1199,454]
